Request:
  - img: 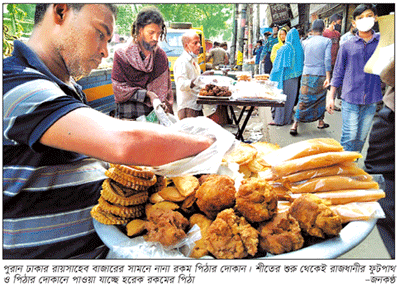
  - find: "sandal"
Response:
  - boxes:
[269,122,283,126]
[289,128,298,136]
[317,123,330,129]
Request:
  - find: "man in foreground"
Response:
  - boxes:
[3,4,212,259]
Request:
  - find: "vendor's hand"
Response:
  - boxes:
[190,79,196,89]
[160,102,168,112]
[202,71,214,76]
[146,91,159,105]
[163,102,173,114]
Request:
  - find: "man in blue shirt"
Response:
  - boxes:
[252,40,263,75]
[260,24,279,74]
[326,4,382,153]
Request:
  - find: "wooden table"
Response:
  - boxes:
[197,96,285,141]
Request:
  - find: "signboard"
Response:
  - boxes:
[269,4,290,23]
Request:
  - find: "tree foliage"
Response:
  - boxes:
[3,4,35,56]
[115,4,234,41]
[114,4,141,37]
[2,3,235,57]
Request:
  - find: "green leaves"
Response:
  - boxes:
[115,4,234,40]
[3,4,34,57]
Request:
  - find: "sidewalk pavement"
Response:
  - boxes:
[236,100,390,259]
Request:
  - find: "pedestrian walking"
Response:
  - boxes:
[326,4,382,153]
[290,19,332,136]
[324,13,342,111]
[260,24,279,74]
[253,40,263,75]
[269,28,304,126]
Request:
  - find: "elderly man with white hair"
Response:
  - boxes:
[174,30,214,119]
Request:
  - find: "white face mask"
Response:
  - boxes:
[355,17,375,32]
[188,50,197,59]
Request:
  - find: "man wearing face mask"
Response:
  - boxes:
[111,6,174,120]
[326,4,382,153]
[174,30,205,119]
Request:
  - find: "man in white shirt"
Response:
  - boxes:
[174,30,204,119]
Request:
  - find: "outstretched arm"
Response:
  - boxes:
[40,107,213,166]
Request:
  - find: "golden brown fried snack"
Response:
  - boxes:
[235,178,277,223]
[224,142,257,165]
[144,208,189,247]
[101,185,148,207]
[289,194,342,238]
[189,214,213,258]
[110,166,157,187]
[149,192,165,204]
[172,175,200,197]
[258,211,304,255]
[158,186,186,202]
[98,196,145,218]
[198,174,214,186]
[126,219,147,237]
[251,141,280,157]
[195,175,236,219]
[109,164,155,179]
[205,209,259,259]
[108,180,144,197]
[238,164,253,178]
[145,201,180,218]
[268,181,291,201]
[90,204,131,225]
[105,168,150,191]
[148,175,167,194]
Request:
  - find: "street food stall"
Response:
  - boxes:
[83,67,385,260]
[196,73,286,141]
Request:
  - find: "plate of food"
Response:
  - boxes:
[93,216,377,259]
[92,139,385,259]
